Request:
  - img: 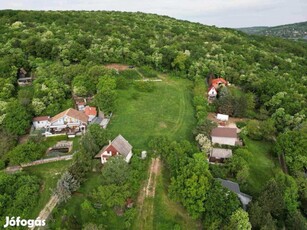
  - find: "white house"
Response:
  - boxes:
[208,86,217,100]
[216,113,229,122]
[95,135,133,164]
[32,116,50,129]
[45,108,89,136]
[211,127,237,146]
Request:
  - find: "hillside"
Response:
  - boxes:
[237,21,307,40]
[0,10,306,230]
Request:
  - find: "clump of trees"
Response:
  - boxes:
[0,172,40,226]
[149,137,252,228]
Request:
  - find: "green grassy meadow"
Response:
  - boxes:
[108,77,196,149]
[24,160,72,218]
[242,138,282,195]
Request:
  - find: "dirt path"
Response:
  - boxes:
[136,158,161,230]
[30,195,59,230]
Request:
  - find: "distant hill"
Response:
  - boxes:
[237,21,307,40]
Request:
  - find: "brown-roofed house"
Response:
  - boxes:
[209,148,233,163]
[44,108,89,137]
[95,134,133,164]
[211,127,237,146]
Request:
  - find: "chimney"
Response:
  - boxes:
[108,140,111,145]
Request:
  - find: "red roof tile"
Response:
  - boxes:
[33,116,50,122]
[84,106,97,116]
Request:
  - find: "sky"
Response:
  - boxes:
[1,0,306,28]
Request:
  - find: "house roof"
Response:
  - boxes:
[33,116,50,122]
[84,106,97,117]
[208,86,217,92]
[19,68,27,75]
[217,178,252,208]
[211,127,237,138]
[211,78,227,85]
[217,178,240,194]
[111,135,132,157]
[95,134,132,158]
[211,148,232,158]
[50,108,89,123]
[216,113,229,121]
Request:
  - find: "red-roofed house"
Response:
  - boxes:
[211,78,228,89]
[84,106,97,122]
[95,134,133,164]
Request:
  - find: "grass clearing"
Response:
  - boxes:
[108,77,196,149]
[24,160,72,218]
[153,166,201,230]
[242,138,282,195]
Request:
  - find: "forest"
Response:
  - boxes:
[0,10,306,229]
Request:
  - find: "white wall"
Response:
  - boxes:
[33,120,49,129]
[212,137,236,146]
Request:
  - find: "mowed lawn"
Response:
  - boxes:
[108,77,196,149]
[24,160,72,218]
[243,138,282,195]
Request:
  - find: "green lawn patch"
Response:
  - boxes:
[23,160,72,218]
[243,138,282,195]
[153,167,201,230]
[108,77,196,149]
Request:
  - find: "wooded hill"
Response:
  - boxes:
[0,10,306,229]
[237,21,307,40]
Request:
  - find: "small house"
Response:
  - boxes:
[208,86,218,100]
[32,116,50,129]
[84,106,97,122]
[217,178,252,210]
[17,68,33,86]
[211,78,228,89]
[211,127,237,146]
[209,148,232,163]
[76,100,86,111]
[216,113,229,122]
[95,135,133,164]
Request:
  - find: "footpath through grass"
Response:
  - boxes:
[243,138,282,195]
[108,76,195,149]
[134,165,201,230]
[24,160,72,218]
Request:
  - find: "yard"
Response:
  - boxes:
[23,160,72,218]
[134,165,201,230]
[108,76,196,149]
[153,174,201,230]
[242,138,282,195]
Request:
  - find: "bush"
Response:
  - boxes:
[236,121,247,129]
[116,77,130,89]
[134,81,155,92]
[0,160,5,170]
[138,66,158,78]
[119,69,140,79]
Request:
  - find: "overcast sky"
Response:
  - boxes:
[1,0,306,28]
